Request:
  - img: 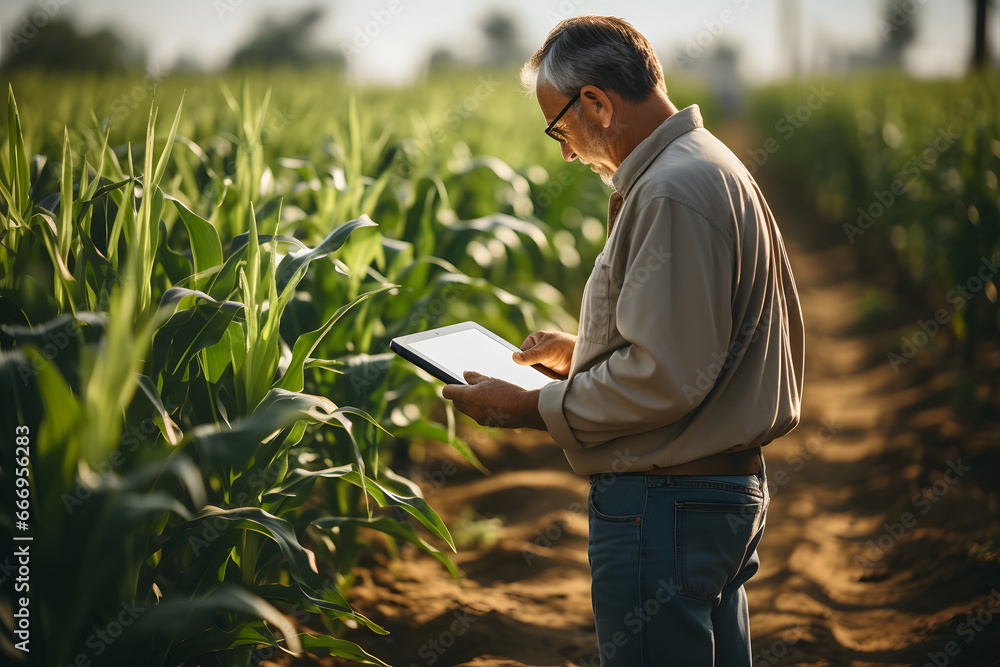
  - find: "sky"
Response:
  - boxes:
[0,0,995,83]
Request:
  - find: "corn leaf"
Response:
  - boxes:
[134,373,182,446]
[136,584,301,657]
[340,467,455,551]
[6,85,31,216]
[151,297,243,384]
[314,515,461,583]
[275,284,395,393]
[274,214,377,295]
[180,506,386,634]
[165,195,224,280]
[287,633,391,666]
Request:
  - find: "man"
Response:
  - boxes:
[442,15,804,666]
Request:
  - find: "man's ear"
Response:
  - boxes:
[580,85,614,129]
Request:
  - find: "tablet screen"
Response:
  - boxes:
[407,328,556,391]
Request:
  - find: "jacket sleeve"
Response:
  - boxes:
[538,196,735,450]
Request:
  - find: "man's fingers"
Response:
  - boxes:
[447,397,491,427]
[520,332,542,351]
[513,346,539,365]
[441,384,464,400]
[444,372,489,401]
[463,370,487,384]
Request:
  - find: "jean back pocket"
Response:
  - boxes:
[674,500,764,601]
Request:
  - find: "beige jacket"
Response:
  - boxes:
[537,105,805,476]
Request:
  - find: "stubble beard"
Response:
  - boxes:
[581,117,616,188]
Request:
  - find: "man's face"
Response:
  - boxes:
[537,85,616,187]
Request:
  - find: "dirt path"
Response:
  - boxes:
[741,171,1000,667]
[746,239,1000,667]
[317,182,1000,667]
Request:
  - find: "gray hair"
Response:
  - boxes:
[520,16,666,103]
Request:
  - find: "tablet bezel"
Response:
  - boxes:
[390,321,559,387]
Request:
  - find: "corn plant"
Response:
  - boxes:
[0,87,460,666]
[750,74,1000,369]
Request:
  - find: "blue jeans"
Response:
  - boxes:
[586,459,769,666]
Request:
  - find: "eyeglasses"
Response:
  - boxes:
[544,91,581,141]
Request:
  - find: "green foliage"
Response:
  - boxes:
[0,83,457,666]
[751,74,1000,363]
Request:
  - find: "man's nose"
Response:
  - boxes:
[560,141,577,162]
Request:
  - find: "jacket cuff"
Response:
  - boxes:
[538,379,583,450]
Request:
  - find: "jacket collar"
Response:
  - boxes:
[611,104,704,199]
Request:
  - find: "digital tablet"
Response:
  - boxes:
[390,322,559,391]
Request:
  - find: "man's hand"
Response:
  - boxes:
[513,330,577,379]
[441,371,547,430]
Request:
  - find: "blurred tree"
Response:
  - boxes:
[0,16,144,73]
[171,55,203,73]
[425,10,526,74]
[480,9,526,68]
[878,0,917,67]
[972,0,993,69]
[846,0,919,71]
[228,6,345,69]
[426,47,459,73]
